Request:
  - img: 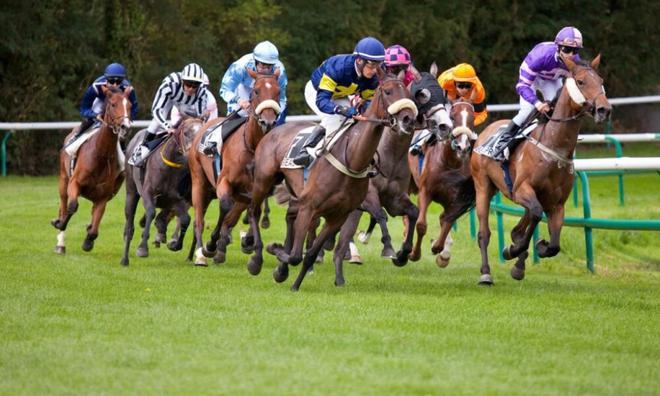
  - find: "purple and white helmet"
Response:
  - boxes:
[555,26,583,48]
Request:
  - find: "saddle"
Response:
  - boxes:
[198,115,248,155]
[280,120,354,170]
[474,120,539,159]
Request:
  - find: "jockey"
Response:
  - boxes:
[491,26,583,161]
[384,44,414,86]
[410,62,487,155]
[171,73,218,125]
[219,41,288,124]
[75,63,138,139]
[129,63,211,166]
[292,36,385,167]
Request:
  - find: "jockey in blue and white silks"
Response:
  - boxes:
[76,63,138,137]
[220,41,288,125]
[489,26,584,161]
[129,63,212,166]
[292,36,385,167]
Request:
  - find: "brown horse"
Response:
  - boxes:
[120,116,204,266]
[51,85,132,254]
[408,100,477,267]
[247,71,417,290]
[470,56,610,284]
[189,68,281,266]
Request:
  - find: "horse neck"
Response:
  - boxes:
[377,127,413,170]
[94,122,118,154]
[344,97,385,171]
[441,140,463,168]
[245,115,264,151]
[539,87,582,155]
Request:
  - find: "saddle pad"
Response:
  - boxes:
[64,126,100,156]
[67,141,125,177]
[280,126,315,169]
[473,121,538,159]
[198,116,248,155]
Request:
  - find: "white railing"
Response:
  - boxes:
[573,157,660,171]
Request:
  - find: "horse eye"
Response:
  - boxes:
[577,80,584,86]
[415,88,431,105]
[254,89,260,95]
[384,89,391,95]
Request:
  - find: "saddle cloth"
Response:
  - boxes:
[64,128,125,176]
[198,116,247,155]
[280,121,355,169]
[473,121,538,159]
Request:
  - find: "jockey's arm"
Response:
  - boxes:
[79,85,99,119]
[316,73,339,114]
[219,62,243,110]
[516,61,541,106]
[127,87,139,119]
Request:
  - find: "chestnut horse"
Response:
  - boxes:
[120,116,204,266]
[189,69,281,266]
[470,56,610,284]
[51,85,132,254]
[408,100,477,267]
[247,71,417,290]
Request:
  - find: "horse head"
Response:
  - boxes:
[409,64,453,140]
[563,54,611,123]
[176,116,204,154]
[246,67,281,132]
[369,68,417,135]
[100,85,132,139]
[449,100,478,159]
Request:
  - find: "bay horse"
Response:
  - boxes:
[470,55,610,284]
[330,66,454,272]
[120,116,204,266]
[189,68,281,266]
[408,99,477,267]
[51,85,132,254]
[247,70,417,290]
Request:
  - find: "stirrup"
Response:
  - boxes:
[202,142,217,156]
[292,152,314,167]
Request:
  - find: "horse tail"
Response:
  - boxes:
[441,169,476,223]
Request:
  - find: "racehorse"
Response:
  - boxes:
[408,99,477,267]
[246,70,417,290]
[120,116,204,266]
[470,55,610,284]
[51,85,132,254]
[189,68,281,266]
[330,66,453,271]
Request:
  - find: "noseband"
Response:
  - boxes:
[357,78,418,133]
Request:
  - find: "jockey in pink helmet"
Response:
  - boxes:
[384,45,414,86]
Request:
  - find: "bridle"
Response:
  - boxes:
[547,68,606,123]
[356,77,418,134]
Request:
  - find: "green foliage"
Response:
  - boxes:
[1,0,659,173]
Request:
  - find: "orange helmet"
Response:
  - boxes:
[453,63,477,82]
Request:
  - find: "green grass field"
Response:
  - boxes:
[0,145,658,395]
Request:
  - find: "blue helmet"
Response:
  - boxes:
[353,37,385,62]
[104,63,126,78]
[253,41,279,64]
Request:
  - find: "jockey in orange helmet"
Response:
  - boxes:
[438,63,488,126]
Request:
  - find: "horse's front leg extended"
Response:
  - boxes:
[392,195,418,266]
[82,199,108,252]
[215,201,247,264]
[292,215,344,292]
[272,205,312,284]
[411,186,431,262]
[191,183,212,266]
[475,180,496,285]
[136,195,156,257]
[504,184,543,261]
[167,202,190,252]
[536,205,564,258]
[120,188,140,265]
[333,210,362,287]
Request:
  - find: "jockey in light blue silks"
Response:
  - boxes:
[292,36,385,167]
[219,41,288,124]
[75,63,138,140]
[491,26,584,161]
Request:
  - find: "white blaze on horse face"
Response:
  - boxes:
[122,98,131,128]
[458,133,469,151]
[265,82,272,90]
[460,108,468,128]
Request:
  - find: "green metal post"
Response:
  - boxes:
[469,208,476,240]
[532,225,540,264]
[1,131,12,177]
[572,151,578,207]
[604,136,625,206]
[578,171,595,272]
[495,193,505,263]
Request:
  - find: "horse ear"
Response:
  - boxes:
[101,84,109,95]
[274,67,281,78]
[376,65,385,80]
[564,56,576,72]
[591,53,601,70]
[123,85,133,97]
[247,67,258,79]
[430,62,438,78]
[409,64,422,83]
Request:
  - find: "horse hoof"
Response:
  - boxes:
[261,218,270,229]
[409,251,421,262]
[335,278,346,287]
[136,246,148,257]
[50,219,63,230]
[392,250,409,267]
[167,241,182,252]
[357,231,371,244]
[502,246,514,261]
[81,240,94,252]
[153,241,161,248]
[240,238,255,254]
[266,243,282,255]
[247,257,262,276]
[290,285,300,292]
[120,257,129,266]
[202,246,216,258]
[315,254,324,263]
[381,247,396,259]
[273,266,289,283]
[349,255,363,265]
[54,246,65,255]
[478,274,494,285]
[436,254,450,268]
[194,261,208,267]
[511,266,525,281]
[213,250,226,264]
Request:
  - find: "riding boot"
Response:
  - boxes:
[492,121,520,162]
[409,129,432,156]
[292,125,326,166]
[73,118,96,140]
[202,142,217,156]
[129,132,157,167]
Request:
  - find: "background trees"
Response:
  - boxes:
[1,0,658,174]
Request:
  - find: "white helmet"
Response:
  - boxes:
[181,63,205,83]
[253,41,279,64]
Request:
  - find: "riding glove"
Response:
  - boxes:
[334,105,358,118]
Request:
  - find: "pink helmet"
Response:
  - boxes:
[384,45,412,66]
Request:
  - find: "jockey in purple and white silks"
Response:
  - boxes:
[491,26,583,161]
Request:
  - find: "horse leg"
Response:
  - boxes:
[357,215,377,244]
[136,195,156,257]
[192,184,212,266]
[292,216,344,291]
[503,185,544,261]
[167,202,190,252]
[272,204,313,283]
[333,210,362,286]
[55,178,80,233]
[411,186,431,262]
[392,195,419,267]
[431,215,454,268]
[475,178,496,285]
[52,171,69,254]
[261,198,271,229]
[82,199,108,252]
[120,187,140,265]
[536,205,564,258]
[215,201,247,264]
[153,209,169,248]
